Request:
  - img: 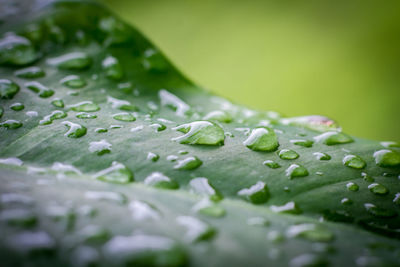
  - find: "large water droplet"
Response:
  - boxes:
[144,172,179,189]
[89,140,112,155]
[0,79,19,99]
[159,89,190,117]
[189,177,222,201]
[243,127,279,152]
[102,55,123,80]
[172,121,224,145]
[14,66,45,78]
[174,156,202,170]
[368,183,388,195]
[94,161,133,184]
[40,110,67,125]
[60,75,86,88]
[343,155,366,169]
[47,52,92,70]
[25,81,54,98]
[364,203,397,218]
[10,102,24,111]
[286,223,334,242]
[0,33,37,65]
[129,200,161,221]
[147,152,160,162]
[278,149,299,160]
[203,110,232,123]
[0,119,23,129]
[237,181,269,204]
[313,152,331,161]
[314,131,353,145]
[113,112,136,122]
[62,121,87,138]
[373,149,400,168]
[177,216,216,242]
[270,201,302,214]
[107,96,138,111]
[70,101,100,112]
[286,164,309,179]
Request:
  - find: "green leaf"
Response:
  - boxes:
[0,1,399,266]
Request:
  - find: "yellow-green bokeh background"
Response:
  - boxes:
[102,0,399,141]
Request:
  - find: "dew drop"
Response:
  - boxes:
[107,96,138,111]
[314,131,354,145]
[278,149,299,160]
[6,231,55,254]
[85,191,127,205]
[270,201,302,214]
[346,182,359,192]
[192,198,226,217]
[70,101,100,112]
[174,156,202,170]
[243,127,279,152]
[1,193,33,206]
[76,112,97,119]
[313,152,331,161]
[203,110,232,123]
[189,177,222,201]
[286,164,309,179]
[0,33,37,65]
[263,160,281,169]
[94,161,133,184]
[102,55,123,80]
[286,223,334,242]
[159,89,190,117]
[172,121,225,145]
[373,149,400,168]
[10,102,24,111]
[177,216,216,242]
[60,75,86,88]
[368,183,388,195]
[343,155,366,169]
[380,141,400,148]
[62,121,87,138]
[143,49,169,72]
[52,162,82,175]
[51,98,64,108]
[0,79,19,99]
[341,198,352,205]
[0,209,37,228]
[129,200,161,221]
[95,127,108,133]
[247,217,270,226]
[14,66,45,78]
[78,225,110,244]
[47,52,92,70]
[0,119,22,129]
[237,181,269,204]
[290,139,313,148]
[89,140,112,155]
[25,81,54,98]
[393,193,400,205]
[113,112,135,122]
[147,152,159,162]
[0,157,23,166]
[39,110,67,125]
[364,203,397,218]
[149,123,166,132]
[144,172,179,189]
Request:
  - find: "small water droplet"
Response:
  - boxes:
[368,183,388,195]
[341,198,352,205]
[107,96,138,111]
[380,141,400,148]
[364,203,397,218]
[203,110,232,123]
[343,155,366,169]
[237,181,269,204]
[14,66,45,78]
[85,191,127,205]
[25,81,54,98]
[102,55,123,80]
[314,131,353,146]
[247,217,270,226]
[147,152,159,162]
[361,172,374,182]
[192,198,226,217]
[172,121,225,145]
[243,127,279,152]
[95,127,108,133]
[286,223,334,242]
[346,182,359,192]
[1,193,33,206]
[313,152,331,161]
[0,119,23,129]
[130,125,143,132]
[89,140,112,155]
[0,79,19,99]
[0,209,37,227]
[159,89,190,117]
[373,149,400,168]
[76,112,97,119]
[290,139,313,147]
[52,162,82,175]
[129,200,161,221]
[94,161,133,184]
[40,110,67,125]
[10,102,24,111]
[270,201,302,214]
[278,149,299,160]
[266,231,284,243]
[0,33,37,65]
[113,112,135,122]
[286,164,309,179]
[149,123,166,132]
[78,225,110,244]
[393,193,400,205]
[189,177,222,201]
[60,75,86,88]
[143,49,169,72]
[6,231,55,254]
[174,156,202,170]
[25,110,38,117]
[62,121,87,138]
[47,52,92,70]
[263,160,281,169]
[144,172,179,189]
[70,101,100,112]
[51,98,64,108]
[177,216,216,242]
[0,157,23,166]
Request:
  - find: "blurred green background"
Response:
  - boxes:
[102,0,400,141]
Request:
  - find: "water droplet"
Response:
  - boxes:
[6,231,55,254]
[159,89,190,117]
[95,127,108,133]
[45,205,75,231]
[313,152,331,161]
[286,223,334,242]
[361,172,374,182]
[102,234,187,267]
[0,33,37,65]
[70,101,100,112]
[47,52,92,70]
[52,162,82,175]
[76,112,97,119]
[278,149,299,160]
[94,161,133,184]
[314,131,353,145]
[14,66,45,78]
[393,193,400,205]
[172,121,225,145]
[143,49,169,72]
[102,55,123,80]
[346,182,359,192]
[368,183,388,195]
[289,254,327,267]
[89,140,112,155]
[51,98,64,108]
[266,231,284,243]
[144,172,179,189]
[263,160,281,169]
[10,102,24,111]
[25,81,54,98]
[237,181,269,204]
[281,115,340,132]
[60,75,86,88]
[203,110,232,123]
[290,139,313,147]
[62,121,87,138]
[189,177,222,201]
[243,127,279,152]
[78,225,110,244]
[380,141,400,148]
[107,96,138,111]
[192,198,226,217]
[129,200,161,221]
[0,106,3,118]
[364,203,397,218]
[0,79,19,99]
[343,155,366,169]
[373,149,400,168]
[0,119,22,129]
[0,209,37,227]
[85,191,127,205]
[174,156,202,170]
[113,112,135,122]
[270,201,302,214]
[147,152,159,162]
[341,198,352,205]
[149,123,166,132]
[117,82,133,94]
[39,110,67,125]
[1,193,33,206]
[247,217,270,226]
[286,164,309,179]
[177,216,215,242]
[0,157,23,166]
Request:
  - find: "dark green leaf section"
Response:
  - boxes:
[0,0,399,266]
